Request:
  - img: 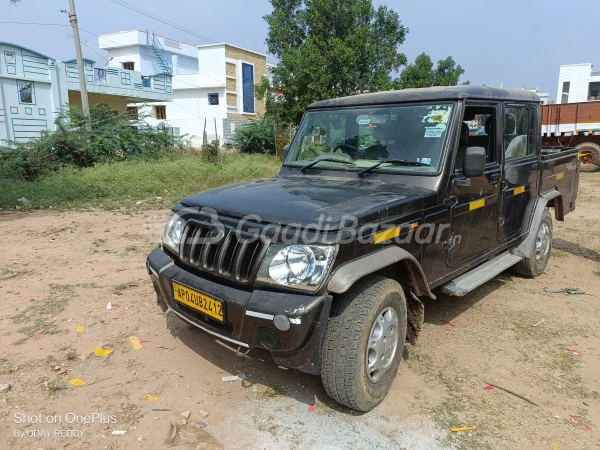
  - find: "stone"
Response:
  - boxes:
[136,436,142,442]
[0,382,12,393]
[181,410,191,419]
[198,410,209,419]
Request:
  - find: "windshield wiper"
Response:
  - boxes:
[300,158,355,172]
[358,159,430,177]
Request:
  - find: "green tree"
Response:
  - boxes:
[258,0,408,124]
[395,53,469,89]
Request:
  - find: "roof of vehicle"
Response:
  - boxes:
[307,85,540,109]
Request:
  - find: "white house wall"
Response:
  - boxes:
[556,63,593,104]
[197,45,226,85]
[137,87,226,145]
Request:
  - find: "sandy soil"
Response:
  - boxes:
[0,175,599,450]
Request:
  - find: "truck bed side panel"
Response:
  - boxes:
[540,148,580,218]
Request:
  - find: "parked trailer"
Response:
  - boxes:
[541,102,600,171]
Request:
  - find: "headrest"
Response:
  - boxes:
[384,121,400,141]
[505,114,516,134]
[460,122,469,145]
[485,116,493,135]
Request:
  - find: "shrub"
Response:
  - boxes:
[201,140,220,164]
[0,104,176,180]
[230,119,276,155]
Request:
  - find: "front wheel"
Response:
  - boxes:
[321,276,407,412]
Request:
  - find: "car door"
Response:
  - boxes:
[446,102,502,266]
[498,103,540,241]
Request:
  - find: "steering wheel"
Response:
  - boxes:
[333,143,362,159]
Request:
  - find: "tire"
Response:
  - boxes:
[512,209,553,277]
[575,142,600,173]
[321,275,407,412]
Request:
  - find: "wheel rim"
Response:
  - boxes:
[535,223,550,262]
[366,306,399,383]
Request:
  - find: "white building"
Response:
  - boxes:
[0,41,172,144]
[556,63,600,104]
[98,30,272,145]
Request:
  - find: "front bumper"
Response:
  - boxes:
[146,247,332,374]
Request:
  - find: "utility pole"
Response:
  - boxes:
[63,0,90,119]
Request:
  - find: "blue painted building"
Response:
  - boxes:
[0,42,172,144]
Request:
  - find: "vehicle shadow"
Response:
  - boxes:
[421,275,509,327]
[165,313,360,415]
[553,238,600,262]
[163,275,511,415]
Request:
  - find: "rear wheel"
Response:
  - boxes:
[575,142,600,173]
[512,209,553,277]
[321,276,407,412]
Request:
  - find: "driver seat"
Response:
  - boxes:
[381,120,402,159]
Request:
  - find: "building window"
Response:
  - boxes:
[4,51,16,64]
[120,72,131,85]
[155,105,166,120]
[17,80,35,104]
[127,106,139,120]
[142,77,151,88]
[589,82,600,101]
[122,62,135,71]
[242,63,255,113]
[561,81,570,104]
[84,61,93,71]
[94,68,106,82]
[39,108,46,115]
[208,93,219,105]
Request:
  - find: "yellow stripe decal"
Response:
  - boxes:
[469,199,485,211]
[577,153,585,160]
[556,172,564,180]
[514,186,525,195]
[374,226,401,244]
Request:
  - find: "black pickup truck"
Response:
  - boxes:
[147,86,580,411]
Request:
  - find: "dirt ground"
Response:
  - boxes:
[1,174,599,450]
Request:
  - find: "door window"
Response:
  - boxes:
[504,107,535,160]
[455,106,496,172]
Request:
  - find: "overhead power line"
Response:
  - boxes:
[106,0,218,44]
[0,21,70,27]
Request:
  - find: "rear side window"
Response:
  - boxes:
[504,106,535,160]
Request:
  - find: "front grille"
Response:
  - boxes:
[179,220,266,284]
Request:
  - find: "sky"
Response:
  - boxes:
[1,0,599,100]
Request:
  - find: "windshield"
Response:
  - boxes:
[286,103,455,174]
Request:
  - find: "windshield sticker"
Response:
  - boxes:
[424,123,446,138]
[418,157,432,165]
[358,118,371,126]
[422,106,452,124]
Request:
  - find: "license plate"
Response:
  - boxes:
[172,282,224,323]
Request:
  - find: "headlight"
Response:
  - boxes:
[162,212,186,253]
[257,244,336,291]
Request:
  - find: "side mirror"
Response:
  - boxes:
[283,143,290,159]
[463,147,486,178]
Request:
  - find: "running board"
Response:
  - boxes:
[440,251,523,296]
